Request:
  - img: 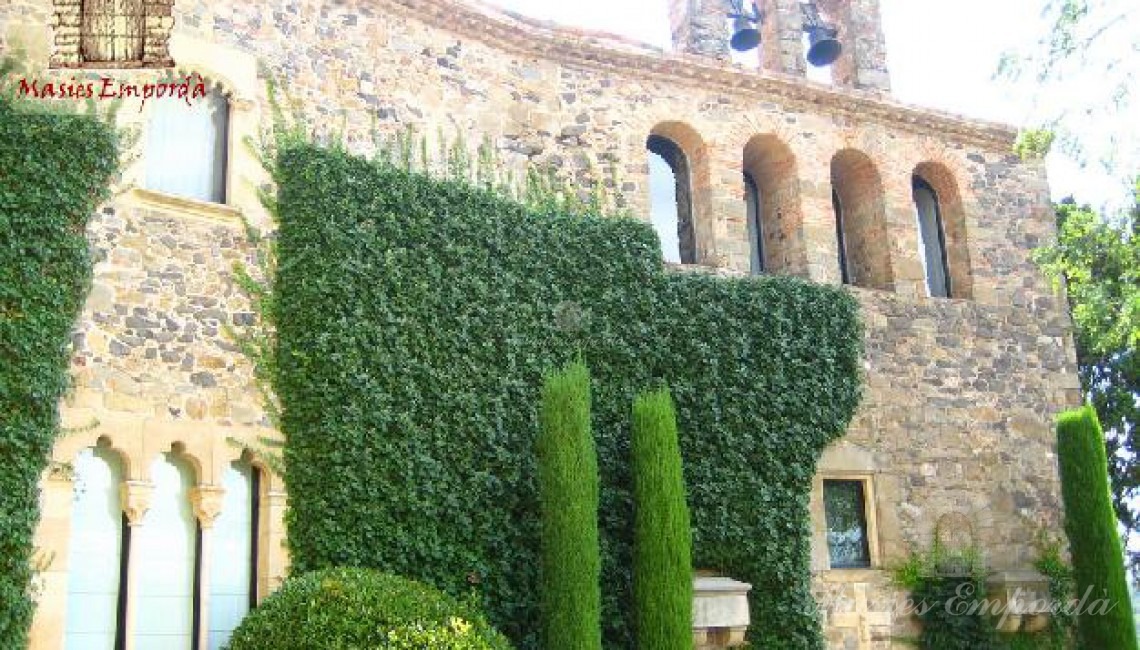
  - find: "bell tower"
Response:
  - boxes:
[668,0,892,94]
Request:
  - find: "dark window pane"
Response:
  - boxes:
[824,479,871,568]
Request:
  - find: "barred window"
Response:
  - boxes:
[80,0,145,63]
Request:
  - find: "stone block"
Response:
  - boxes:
[693,576,751,648]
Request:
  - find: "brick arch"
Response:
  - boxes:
[742,134,806,275]
[831,148,893,291]
[914,161,973,299]
[648,121,712,264]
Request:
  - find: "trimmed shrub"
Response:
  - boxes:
[225,568,513,650]
[632,387,693,650]
[1056,406,1138,650]
[0,90,118,645]
[536,362,602,650]
[275,145,863,648]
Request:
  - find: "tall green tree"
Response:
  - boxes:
[536,362,602,650]
[631,387,693,650]
[1035,185,1139,567]
[1056,406,1138,649]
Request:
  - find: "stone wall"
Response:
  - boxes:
[1,0,1080,648]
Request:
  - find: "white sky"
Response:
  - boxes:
[486,0,1134,211]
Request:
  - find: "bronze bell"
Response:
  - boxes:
[730,15,762,52]
[805,25,841,66]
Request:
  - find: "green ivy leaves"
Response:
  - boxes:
[276,144,863,650]
[0,94,118,647]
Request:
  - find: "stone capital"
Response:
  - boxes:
[190,485,227,529]
[120,480,154,525]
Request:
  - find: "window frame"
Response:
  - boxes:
[912,176,953,299]
[141,82,232,207]
[814,472,880,571]
[647,133,698,265]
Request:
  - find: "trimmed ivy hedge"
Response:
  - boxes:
[275,145,863,649]
[0,94,118,646]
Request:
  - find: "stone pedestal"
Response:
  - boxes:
[987,570,1053,633]
[693,576,752,649]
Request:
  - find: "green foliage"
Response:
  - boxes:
[1014,129,1056,161]
[274,144,863,649]
[536,362,602,650]
[225,568,513,650]
[1033,534,1076,649]
[1056,406,1138,650]
[893,542,995,650]
[631,387,693,650]
[996,0,1136,180]
[0,80,119,644]
[1035,191,1140,569]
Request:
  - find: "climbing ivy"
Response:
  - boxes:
[274,144,863,649]
[0,71,119,645]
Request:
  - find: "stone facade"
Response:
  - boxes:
[1,0,1080,647]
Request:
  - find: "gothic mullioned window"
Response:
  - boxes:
[63,447,259,650]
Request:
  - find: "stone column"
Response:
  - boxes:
[759,0,807,77]
[799,170,844,285]
[120,480,154,650]
[669,0,732,61]
[707,142,752,272]
[817,0,892,93]
[190,485,226,650]
[259,475,290,600]
[881,170,926,300]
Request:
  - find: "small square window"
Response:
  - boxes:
[823,479,871,569]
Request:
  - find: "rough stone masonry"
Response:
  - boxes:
[0,0,1081,647]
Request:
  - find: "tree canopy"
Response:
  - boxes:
[1035,184,1139,567]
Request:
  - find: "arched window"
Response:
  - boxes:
[133,453,197,649]
[64,445,127,650]
[830,150,892,290]
[912,177,951,298]
[145,83,229,204]
[742,134,805,276]
[743,172,764,274]
[208,461,259,650]
[912,163,972,299]
[647,134,695,264]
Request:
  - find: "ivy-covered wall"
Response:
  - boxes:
[275,145,863,649]
[0,94,118,646]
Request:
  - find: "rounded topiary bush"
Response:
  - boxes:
[225,568,514,650]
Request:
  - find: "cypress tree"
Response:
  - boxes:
[632,387,694,650]
[536,362,602,650]
[1056,405,1138,650]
